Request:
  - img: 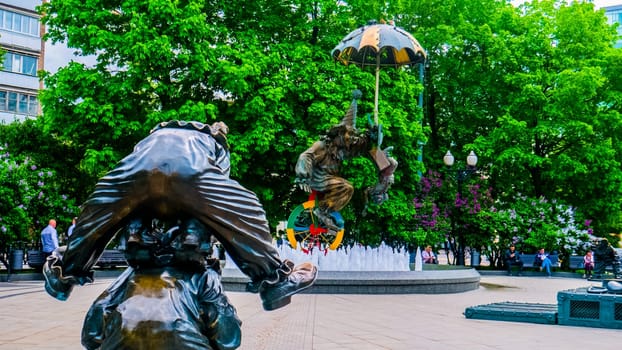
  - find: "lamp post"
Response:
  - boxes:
[443,150,478,266]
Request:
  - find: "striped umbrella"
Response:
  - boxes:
[332,21,426,124]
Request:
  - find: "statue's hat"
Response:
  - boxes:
[341,90,362,128]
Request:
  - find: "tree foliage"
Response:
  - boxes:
[37,0,425,245]
[410,0,622,237]
[0,121,79,248]
[30,0,622,252]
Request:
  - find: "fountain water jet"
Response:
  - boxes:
[221,241,480,294]
[276,242,410,271]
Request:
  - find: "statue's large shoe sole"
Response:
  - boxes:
[261,267,319,311]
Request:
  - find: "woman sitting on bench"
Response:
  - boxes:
[534,248,552,277]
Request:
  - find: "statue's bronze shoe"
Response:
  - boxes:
[607,280,622,293]
[259,261,318,311]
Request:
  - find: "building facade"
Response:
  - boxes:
[604,4,622,48]
[0,0,43,123]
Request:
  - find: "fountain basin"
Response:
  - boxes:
[222,268,480,294]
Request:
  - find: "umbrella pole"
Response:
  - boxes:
[374,65,380,125]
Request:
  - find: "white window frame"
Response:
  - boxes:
[0,9,39,37]
[0,89,38,115]
[2,52,38,76]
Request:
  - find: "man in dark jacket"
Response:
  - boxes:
[504,244,523,276]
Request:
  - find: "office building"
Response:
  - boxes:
[604,4,622,48]
[0,0,43,123]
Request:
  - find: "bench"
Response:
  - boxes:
[95,250,128,268]
[569,254,619,272]
[568,255,585,271]
[26,250,46,271]
[520,254,559,268]
[511,254,560,273]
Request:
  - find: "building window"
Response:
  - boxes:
[7,92,17,111]
[28,95,37,115]
[0,89,38,115]
[2,52,38,76]
[0,9,39,36]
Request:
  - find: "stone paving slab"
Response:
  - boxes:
[1,276,622,349]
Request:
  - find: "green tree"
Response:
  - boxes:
[400,0,622,238]
[473,1,622,234]
[38,0,426,246]
[0,128,79,248]
[38,0,622,251]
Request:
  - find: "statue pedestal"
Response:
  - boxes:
[557,287,622,329]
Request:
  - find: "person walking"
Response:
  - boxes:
[41,219,58,259]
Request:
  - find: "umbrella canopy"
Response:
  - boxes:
[331,22,426,123]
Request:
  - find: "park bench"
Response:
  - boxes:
[26,250,46,271]
[568,255,585,271]
[569,253,618,273]
[95,249,128,268]
[517,253,560,273]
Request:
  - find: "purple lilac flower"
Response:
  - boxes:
[432,203,440,217]
[38,172,44,177]
[37,181,44,187]
[47,171,53,176]
[421,177,431,193]
[30,165,37,170]
[473,203,481,213]
[1,226,5,232]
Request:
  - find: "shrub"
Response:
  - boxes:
[0,143,78,249]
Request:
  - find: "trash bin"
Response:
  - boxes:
[471,250,481,267]
[9,249,24,271]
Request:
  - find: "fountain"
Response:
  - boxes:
[221,241,480,294]
[277,242,410,271]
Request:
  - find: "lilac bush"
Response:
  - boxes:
[413,171,594,267]
[495,194,594,259]
[412,170,450,246]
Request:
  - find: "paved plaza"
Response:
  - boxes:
[1,274,621,350]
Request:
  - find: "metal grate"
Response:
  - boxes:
[570,300,599,319]
[615,303,622,321]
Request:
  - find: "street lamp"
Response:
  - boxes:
[443,150,478,266]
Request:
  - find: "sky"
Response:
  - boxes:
[43,0,622,73]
